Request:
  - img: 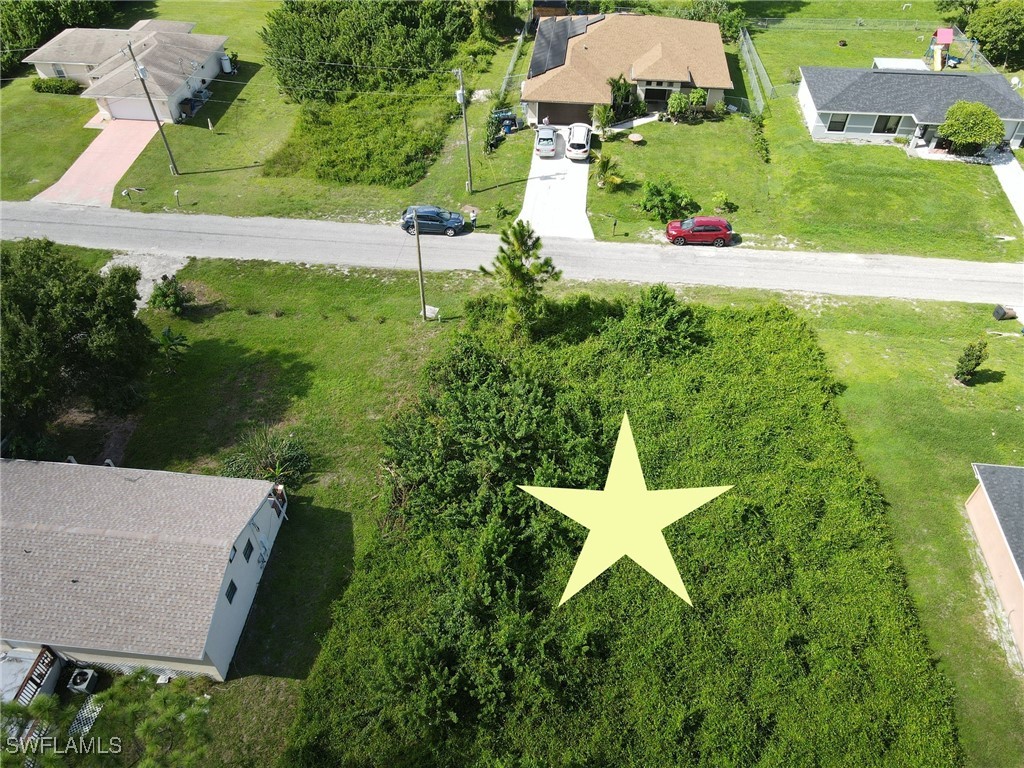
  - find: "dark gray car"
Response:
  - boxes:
[401,206,465,237]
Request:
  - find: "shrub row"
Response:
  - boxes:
[30,77,80,94]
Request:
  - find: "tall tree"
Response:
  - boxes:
[0,0,111,74]
[0,239,154,449]
[480,220,560,329]
[937,100,1007,153]
[966,0,1024,69]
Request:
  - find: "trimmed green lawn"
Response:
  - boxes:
[737,1,944,20]
[0,77,98,200]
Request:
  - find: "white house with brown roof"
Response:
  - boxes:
[0,460,287,681]
[521,14,733,126]
[22,19,228,122]
[965,464,1024,655]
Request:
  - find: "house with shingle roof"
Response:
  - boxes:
[0,460,288,681]
[521,14,733,126]
[22,19,228,122]
[798,66,1024,149]
[965,464,1024,655]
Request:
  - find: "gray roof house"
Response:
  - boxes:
[964,464,1023,655]
[798,66,1024,149]
[0,460,288,681]
[22,19,228,122]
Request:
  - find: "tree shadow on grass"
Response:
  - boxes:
[124,338,314,469]
[230,497,354,680]
[535,294,622,345]
[969,369,1005,386]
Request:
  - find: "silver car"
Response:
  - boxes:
[534,126,557,158]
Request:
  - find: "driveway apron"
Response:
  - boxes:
[991,152,1024,228]
[33,119,159,207]
[517,128,594,240]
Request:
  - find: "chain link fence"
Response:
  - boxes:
[498,24,529,101]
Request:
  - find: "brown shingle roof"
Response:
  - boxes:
[523,14,732,105]
[0,460,272,661]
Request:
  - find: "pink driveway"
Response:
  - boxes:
[34,120,158,207]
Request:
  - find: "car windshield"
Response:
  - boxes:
[680,218,695,228]
[435,209,452,220]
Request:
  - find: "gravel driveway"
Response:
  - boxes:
[517,128,595,240]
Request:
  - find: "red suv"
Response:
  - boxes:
[666,217,733,247]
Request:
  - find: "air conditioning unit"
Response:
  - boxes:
[67,668,98,694]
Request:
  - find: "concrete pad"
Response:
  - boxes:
[991,153,1024,228]
[33,120,159,207]
[518,128,594,240]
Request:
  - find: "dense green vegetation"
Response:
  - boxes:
[284,287,961,766]
[0,0,110,74]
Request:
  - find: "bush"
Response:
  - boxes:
[148,274,195,315]
[938,100,1006,155]
[493,201,512,219]
[711,190,737,213]
[954,338,989,383]
[667,91,688,120]
[222,424,312,486]
[710,100,729,120]
[750,113,770,163]
[639,180,698,222]
[30,77,80,94]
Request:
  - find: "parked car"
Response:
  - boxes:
[665,216,733,247]
[401,206,465,237]
[535,126,557,158]
[565,122,592,161]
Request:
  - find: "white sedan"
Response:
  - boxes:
[565,122,593,161]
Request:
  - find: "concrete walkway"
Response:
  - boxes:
[33,120,158,207]
[2,201,1020,305]
[990,152,1024,228]
[518,127,595,240]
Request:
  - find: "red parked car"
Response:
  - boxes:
[666,216,733,247]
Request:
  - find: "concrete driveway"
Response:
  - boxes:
[33,119,158,207]
[517,128,594,240]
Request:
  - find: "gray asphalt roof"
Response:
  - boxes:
[0,460,272,661]
[800,66,1024,124]
[973,463,1024,578]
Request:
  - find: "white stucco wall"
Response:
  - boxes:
[204,490,287,680]
[32,62,95,86]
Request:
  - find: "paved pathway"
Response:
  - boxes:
[518,127,595,240]
[33,120,158,207]
[1,201,1020,305]
[990,151,1024,227]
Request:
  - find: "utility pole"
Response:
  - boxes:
[127,41,178,176]
[413,210,427,323]
[455,68,473,193]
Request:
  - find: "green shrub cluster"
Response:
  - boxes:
[751,113,770,163]
[639,179,699,221]
[148,274,195,315]
[222,423,311,486]
[30,77,80,94]
[283,289,960,767]
[954,338,989,383]
[0,0,110,74]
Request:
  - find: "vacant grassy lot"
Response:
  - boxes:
[0,77,98,200]
[738,0,945,19]
[586,105,1022,260]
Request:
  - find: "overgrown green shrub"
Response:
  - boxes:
[148,274,195,315]
[711,190,737,213]
[283,295,961,767]
[639,179,698,221]
[938,100,1006,155]
[30,77,80,94]
[954,338,989,383]
[750,112,770,163]
[222,424,311,486]
[667,91,688,120]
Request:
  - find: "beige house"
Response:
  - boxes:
[964,464,1023,654]
[521,14,733,126]
[22,19,228,122]
[0,460,287,681]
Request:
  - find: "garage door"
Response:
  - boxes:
[537,102,592,126]
[107,96,160,121]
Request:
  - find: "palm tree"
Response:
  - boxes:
[591,103,615,136]
[590,152,623,190]
[157,327,190,373]
[480,219,561,328]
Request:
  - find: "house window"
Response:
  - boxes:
[226,580,238,604]
[827,113,849,132]
[229,546,237,563]
[53,64,66,79]
[873,114,901,134]
[243,539,254,562]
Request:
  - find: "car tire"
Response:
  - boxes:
[672,237,687,246]
[444,227,457,237]
[713,237,726,247]
[405,225,416,236]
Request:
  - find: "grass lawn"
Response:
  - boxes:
[0,77,98,200]
[27,250,1021,765]
[586,101,1023,260]
[737,1,945,20]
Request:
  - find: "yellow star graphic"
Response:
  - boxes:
[519,413,731,606]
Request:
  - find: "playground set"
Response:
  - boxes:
[923,27,981,71]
